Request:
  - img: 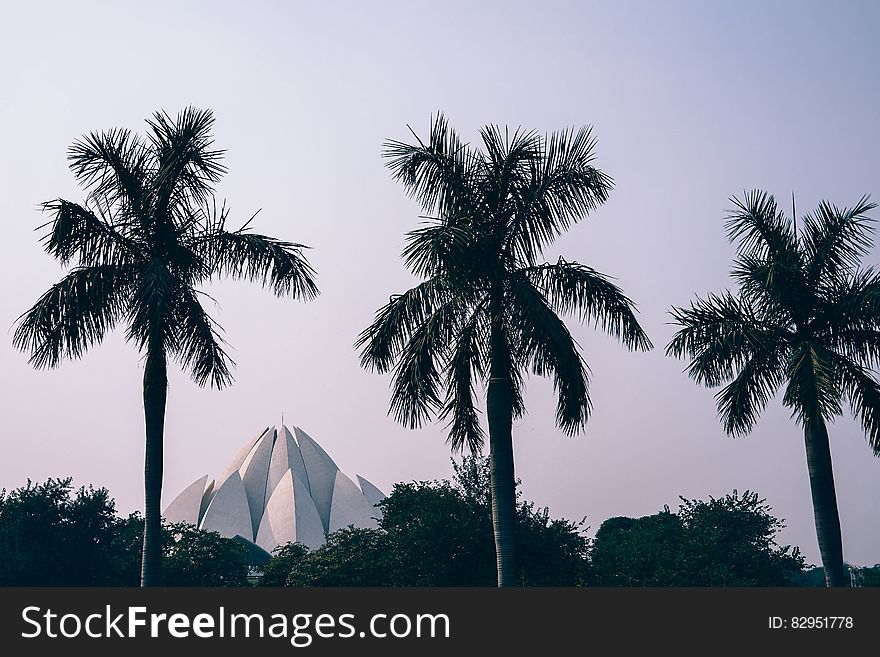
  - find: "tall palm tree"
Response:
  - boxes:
[13,107,319,586]
[356,115,652,586]
[666,190,880,587]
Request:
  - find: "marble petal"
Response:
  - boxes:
[163,475,209,526]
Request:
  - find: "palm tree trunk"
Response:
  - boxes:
[487,310,516,587]
[804,417,846,587]
[140,341,167,586]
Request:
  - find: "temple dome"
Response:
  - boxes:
[162,424,385,554]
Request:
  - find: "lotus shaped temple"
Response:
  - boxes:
[162,424,385,553]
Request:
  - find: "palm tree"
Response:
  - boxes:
[13,107,319,586]
[356,115,652,586]
[666,190,880,587]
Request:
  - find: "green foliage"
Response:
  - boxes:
[515,500,594,586]
[794,566,829,587]
[259,542,310,586]
[0,478,252,586]
[451,454,491,506]
[0,478,122,585]
[285,528,392,587]
[106,513,152,585]
[379,480,496,586]
[3,476,832,588]
[856,565,880,586]
[676,491,804,586]
[796,564,880,587]
[381,455,592,586]
[592,491,806,586]
[116,517,252,586]
[162,523,250,587]
[261,455,592,586]
[591,512,685,586]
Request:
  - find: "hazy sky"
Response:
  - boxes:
[1,0,878,566]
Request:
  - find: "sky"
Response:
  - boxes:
[1,0,879,567]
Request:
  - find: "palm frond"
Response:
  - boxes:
[523,259,652,350]
[715,349,784,437]
[39,200,141,267]
[727,192,813,325]
[203,213,318,299]
[480,124,539,173]
[783,341,843,425]
[725,190,799,257]
[13,264,134,368]
[827,328,880,369]
[667,292,785,386]
[479,124,539,216]
[815,267,880,335]
[355,277,455,373]
[67,127,151,214]
[370,116,635,442]
[506,278,591,434]
[803,195,877,283]
[125,259,178,353]
[439,305,488,452]
[147,107,227,218]
[402,220,484,282]
[172,288,234,389]
[388,299,464,429]
[832,355,880,455]
[730,252,811,324]
[382,113,476,219]
[507,355,527,421]
[505,126,613,265]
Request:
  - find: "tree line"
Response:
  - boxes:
[12,108,880,587]
[5,463,877,587]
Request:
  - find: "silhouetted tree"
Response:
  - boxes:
[14,108,318,586]
[591,513,684,586]
[515,499,593,586]
[259,542,310,586]
[285,528,392,587]
[667,191,879,586]
[162,522,250,586]
[357,115,650,585]
[0,478,119,585]
[379,480,496,586]
[592,491,804,586]
[0,479,254,586]
[857,565,880,586]
[676,491,805,586]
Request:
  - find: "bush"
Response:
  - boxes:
[592,491,805,586]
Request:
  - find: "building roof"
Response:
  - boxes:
[163,424,385,553]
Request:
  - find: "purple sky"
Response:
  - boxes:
[1,0,878,566]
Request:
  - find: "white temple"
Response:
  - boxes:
[162,424,385,554]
